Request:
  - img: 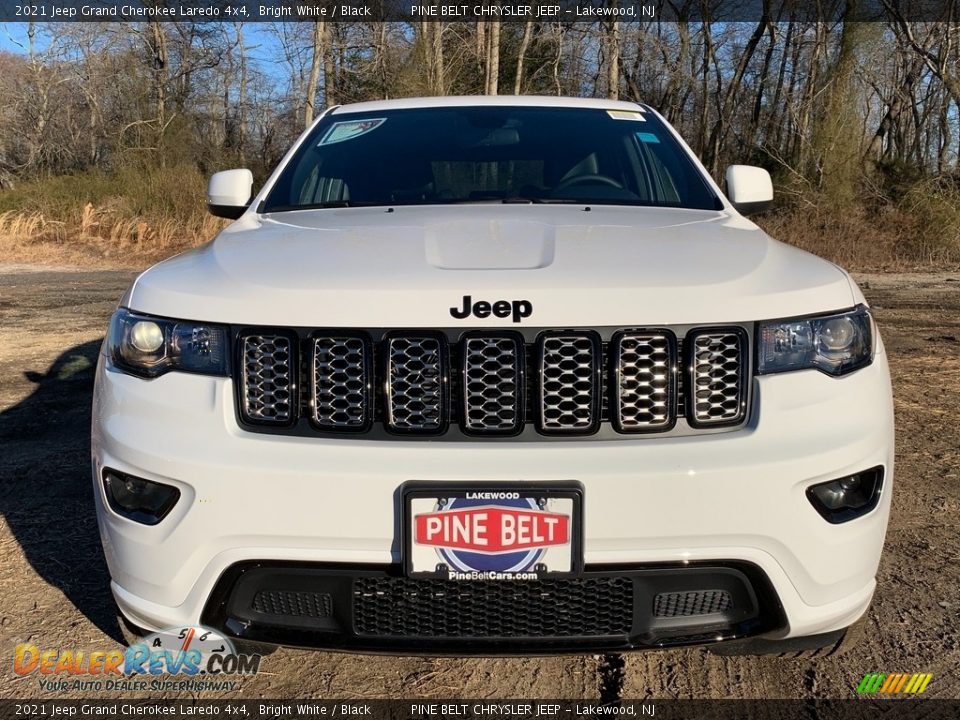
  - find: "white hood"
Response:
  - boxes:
[127,205,855,327]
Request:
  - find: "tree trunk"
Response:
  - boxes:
[476,20,486,85]
[304,21,325,128]
[236,22,247,163]
[607,17,620,100]
[147,20,169,163]
[323,21,335,106]
[514,18,533,94]
[433,22,446,94]
[750,18,777,144]
[376,22,389,99]
[553,24,564,96]
[486,20,501,95]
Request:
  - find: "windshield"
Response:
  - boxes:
[262,106,722,212]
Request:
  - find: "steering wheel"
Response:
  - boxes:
[554,173,624,191]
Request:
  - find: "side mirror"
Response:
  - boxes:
[724,165,773,215]
[207,169,253,219]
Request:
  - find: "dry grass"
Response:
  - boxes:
[0,165,226,268]
[760,201,960,272]
[760,175,960,271]
[0,204,225,267]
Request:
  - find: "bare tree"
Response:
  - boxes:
[486,20,501,95]
[304,21,327,127]
[514,15,533,94]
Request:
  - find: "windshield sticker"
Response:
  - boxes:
[607,110,645,122]
[318,118,386,146]
[636,132,660,144]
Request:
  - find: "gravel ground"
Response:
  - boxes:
[0,265,957,700]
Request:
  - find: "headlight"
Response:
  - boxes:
[758,306,873,376]
[106,308,229,378]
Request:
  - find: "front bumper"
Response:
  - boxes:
[199,561,785,654]
[92,343,894,650]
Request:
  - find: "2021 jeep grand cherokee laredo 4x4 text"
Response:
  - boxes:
[92,96,893,655]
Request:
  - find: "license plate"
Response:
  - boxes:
[403,483,583,580]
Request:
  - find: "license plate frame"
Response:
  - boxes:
[401,481,584,580]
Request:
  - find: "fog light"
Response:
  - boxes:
[806,467,883,524]
[103,470,180,525]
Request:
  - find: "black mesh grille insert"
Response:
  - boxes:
[689,330,747,425]
[653,590,733,617]
[462,335,523,433]
[312,335,370,429]
[353,576,633,638]
[614,331,676,431]
[252,590,333,618]
[537,333,601,434]
[386,336,447,433]
[241,334,294,423]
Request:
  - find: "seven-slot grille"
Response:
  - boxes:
[237,328,749,436]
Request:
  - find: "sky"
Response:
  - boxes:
[0,21,290,83]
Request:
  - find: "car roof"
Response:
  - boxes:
[330,95,648,115]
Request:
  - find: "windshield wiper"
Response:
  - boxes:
[264,200,378,212]
[500,196,579,204]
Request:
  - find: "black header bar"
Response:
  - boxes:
[1,701,960,720]
[0,0,958,23]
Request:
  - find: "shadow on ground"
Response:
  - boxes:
[0,338,124,643]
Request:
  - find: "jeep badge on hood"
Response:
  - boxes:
[450,295,533,323]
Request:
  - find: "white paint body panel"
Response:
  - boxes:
[93,96,894,649]
[128,206,854,328]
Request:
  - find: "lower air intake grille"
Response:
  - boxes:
[252,590,333,619]
[240,334,294,424]
[653,590,733,617]
[353,576,633,638]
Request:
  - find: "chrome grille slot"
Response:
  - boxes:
[241,333,295,424]
[613,331,677,432]
[462,334,523,434]
[386,335,448,433]
[537,333,601,434]
[312,335,371,430]
[688,329,747,426]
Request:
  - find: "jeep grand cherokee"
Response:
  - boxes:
[92,96,893,655]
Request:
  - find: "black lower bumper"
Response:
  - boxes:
[200,561,786,655]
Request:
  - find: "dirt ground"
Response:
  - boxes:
[0,264,958,700]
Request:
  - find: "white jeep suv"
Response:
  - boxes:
[92,96,893,655]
